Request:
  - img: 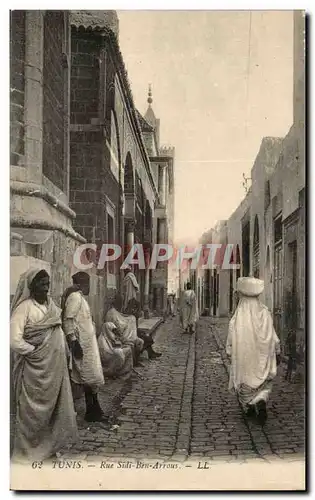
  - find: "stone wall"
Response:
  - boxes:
[70,30,100,125]
[70,130,104,243]
[10,10,25,167]
[70,28,122,317]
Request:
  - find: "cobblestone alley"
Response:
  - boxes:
[60,317,305,464]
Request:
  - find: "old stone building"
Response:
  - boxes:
[10,10,175,327]
[135,87,175,314]
[10,11,85,306]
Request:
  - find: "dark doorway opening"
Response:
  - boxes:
[242,221,250,276]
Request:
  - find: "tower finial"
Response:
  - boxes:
[147,83,153,105]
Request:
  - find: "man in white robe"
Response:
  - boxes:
[62,272,107,423]
[180,283,199,333]
[226,277,281,425]
[10,268,78,462]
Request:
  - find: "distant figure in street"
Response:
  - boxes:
[124,296,142,329]
[232,289,240,315]
[122,266,140,320]
[226,277,281,425]
[10,268,78,462]
[180,282,199,333]
[98,322,133,379]
[106,294,143,364]
[106,295,161,362]
[61,272,107,423]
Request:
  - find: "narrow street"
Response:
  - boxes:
[60,317,305,463]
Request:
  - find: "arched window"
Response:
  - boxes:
[124,152,134,195]
[10,10,26,166]
[266,246,271,281]
[236,244,241,280]
[135,173,145,243]
[145,200,152,230]
[264,245,272,310]
[110,110,121,181]
[253,216,260,278]
[43,11,66,191]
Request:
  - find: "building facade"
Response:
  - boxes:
[10,10,175,328]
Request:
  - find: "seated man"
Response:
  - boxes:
[106,295,161,362]
[180,282,199,334]
[61,272,107,423]
[98,322,133,379]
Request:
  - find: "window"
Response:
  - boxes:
[264,180,271,211]
[107,212,115,274]
[289,240,297,297]
[253,216,260,278]
[106,198,116,279]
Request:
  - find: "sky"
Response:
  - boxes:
[118,10,293,244]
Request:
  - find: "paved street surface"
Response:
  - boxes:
[138,316,163,333]
[60,317,305,463]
